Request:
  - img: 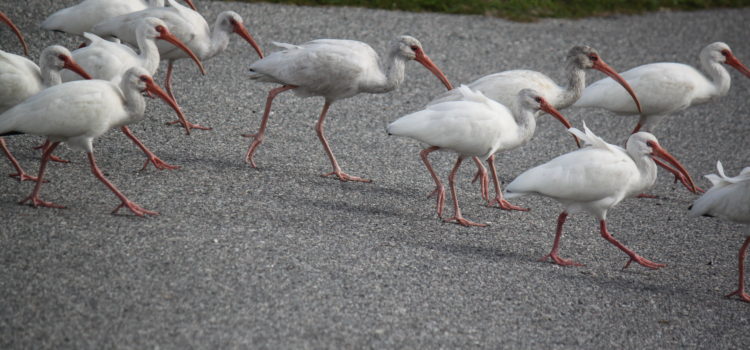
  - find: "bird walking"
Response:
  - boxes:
[388,86,575,226]
[244,36,453,182]
[689,161,750,302]
[504,123,697,268]
[575,42,750,133]
[0,67,184,216]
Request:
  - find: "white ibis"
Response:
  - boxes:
[0,45,92,181]
[387,86,574,226]
[62,17,206,170]
[428,45,641,199]
[91,0,264,131]
[575,42,750,133]
[0,67,184,216]
[504,123,698,268]
[244,36,453,182]
[1,11,29,56]
[41,0,196,36]
[689,161,750,302]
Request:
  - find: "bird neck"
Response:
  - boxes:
[362,46,407,94]
[558,60,586,109]
[137,34,161,74]
[148,0,165,6]
[40,66,63,87]
[205,19,232,60]
[700,51,732,97]
[120,82,147,120]
[629,150,658,193]
[511,105,537,142]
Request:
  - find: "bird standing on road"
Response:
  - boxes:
[504,124,697,268]
[575,42,750,133]
[0,67,184,216]
[388,86,575,226]
[689,161,750,302]
[244,35,454,182]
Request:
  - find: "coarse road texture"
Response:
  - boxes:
[1,0,749,348]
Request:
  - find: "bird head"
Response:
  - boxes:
[629,132,699,193]
[705,42,750,79]
[217,11,264,59]
[519,89,580,148]
[139,17,206,75]
[41,45,92,80]
[570,45,643,114]
[396,35,453,90]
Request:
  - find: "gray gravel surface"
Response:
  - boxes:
[2,0,750,348]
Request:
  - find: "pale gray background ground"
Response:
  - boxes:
[1,0,749,348]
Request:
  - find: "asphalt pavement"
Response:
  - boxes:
[1,0,750,348]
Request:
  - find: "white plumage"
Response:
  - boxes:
[575,42,750,133]
[689,161,750,302]
[505,124,695,268]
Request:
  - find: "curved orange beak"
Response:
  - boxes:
[593,58,642,114]
[414,48,453,91]
[62,56,93,80]
[650,142,699,193]
[142,75,192,135]
[232,20,264,59]
[540,98,581,148]
[1,11,29,56]
[723,50,750,78]
[157,26,206,75]
[182,0,197,11]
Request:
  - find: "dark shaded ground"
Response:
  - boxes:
[1,1,749,348]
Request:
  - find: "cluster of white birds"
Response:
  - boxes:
[1,1,748,303]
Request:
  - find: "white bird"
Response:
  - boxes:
[428,45,641,199]
[0,45,92,181]
[91,0,264,131]
[388,86,575,226]
[690,161,750,302]
[504,123,697,268]
[244,36,453,182]
[61,17,206,170]
[0,67,183,216]
[575,42,750,133]
[1,11,29,56]
[41,0,196,36]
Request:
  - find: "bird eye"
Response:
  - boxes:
[588,54,598,61]
[410,45,419,51]
[534,97,542,103]
[58,54,67,61]
[155,25,165,32]
[229,18,237,26]
[645,140,655,148]
[720,49,730,57]
[140,76,149,82]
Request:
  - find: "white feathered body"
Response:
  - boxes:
[0,50,43,114]
[690,162,750,225]
[42,0,163,36]
[63,33,149,83]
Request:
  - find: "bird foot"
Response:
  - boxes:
[471,169,490,201]
[49,155,70,163]
[140,156,180,171]
[166,119,211,133]
[538,253,584,267]
[9,172,44,182]
[112,200,159,217]
[622,255,665,270]
[321,171,372,183]
[725,289,750,303]
[444,215,486,227]
[19,195,65,209]
[243,134,264,168]
[488,197,529,211]
[426,186,446,218]
[636,193,659,199]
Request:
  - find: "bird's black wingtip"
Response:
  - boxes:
[0,131,24,137]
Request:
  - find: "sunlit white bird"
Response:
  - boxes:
[504,124,697,268]
[1,11,29,56]
[0,67,184,216]
[690,161,750,302]
[388,86,575,226]
[0,46,91,181]
[41,0,196,36]
[244,35,453,182]
[62,17,206,170]
[575,42,750,133]
[91,0,264,131]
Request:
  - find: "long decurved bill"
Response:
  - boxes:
[414,49,453,91]
[650,142,699,193]
[723,50,750,78]
[63,56,93,80]
[157,26,206,75]
[1,11,29,56]
[142,75,193,135]
[540,98,581,148]
[181,0,197,11]
[593,59,643,114]
[232,21,264,59]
